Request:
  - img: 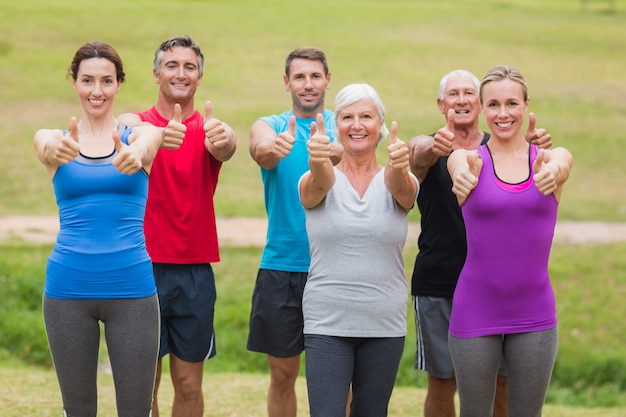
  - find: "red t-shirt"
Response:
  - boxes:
[136,106,222,263]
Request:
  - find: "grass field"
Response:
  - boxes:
[1,367,625,417]
[1,0,625,221]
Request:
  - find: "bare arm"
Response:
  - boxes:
[249,118,295,170]
[299,114,335,208]
[386,122,419,209]
[409,134,439,183]
[410,109,457,183]
[113,124,162,174]
[33,117,81,177]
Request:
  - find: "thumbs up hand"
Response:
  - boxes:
[433,109,456,156]
[272,115,296,159]
[46,117,81,165]
[307,113,331,164]
[524,112,552,149]
[532,149,560,195]
[387,121,409,170]
[204,100,230,151]
[162,103,186,150]
[450,150,482,203]
[112,128,144,174]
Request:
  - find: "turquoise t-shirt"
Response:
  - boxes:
[259,109,335,272]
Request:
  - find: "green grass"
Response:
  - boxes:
[2,242,625,409]
[3,367,625,417]
[1,0,626,221]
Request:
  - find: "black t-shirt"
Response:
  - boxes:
[411,132,490,297]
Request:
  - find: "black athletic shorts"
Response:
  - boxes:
[154,263,217,362]
[247,269,307,357]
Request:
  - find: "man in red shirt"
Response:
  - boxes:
[120,35,237,417]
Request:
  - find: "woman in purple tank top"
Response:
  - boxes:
[446,65,573,417]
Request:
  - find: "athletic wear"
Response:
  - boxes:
[257,110,335,272]
[411,133,490,298]
[409,132,490,376]
[302,166,416,417]
[450,144,558,338]
[154,263,217,361]
[136,106,222,264]
[449,328,558,417]
[412,296,455,378]
[305,334,404,417]
[136,106,223,363]
[247,110,335,356]
[42,124,159,417]
[247,269,307,357]
[45,129,155,299]
[302,168,413,338]
[44,295,159,417]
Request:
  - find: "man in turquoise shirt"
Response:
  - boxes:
[247,47,342,417]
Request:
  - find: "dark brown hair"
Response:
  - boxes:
[285,47,329,77]
[68,41,125,83]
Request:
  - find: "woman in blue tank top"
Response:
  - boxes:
[447,65,573,417]
[33,42,162,417]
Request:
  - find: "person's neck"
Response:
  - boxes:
[452,125,485,151]
[77,112,118,138]
[487,135,528,155]
[155,96,195,120]
[293,106,325,119]
[337,153,380,175]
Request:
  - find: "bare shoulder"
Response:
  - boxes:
[118,113,142,127]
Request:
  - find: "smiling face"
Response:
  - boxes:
[72,57,120,117]
[336,99,384,155]
[481,78,529,140]
[284,58,331,118]
[437,74,481,128]
[154,46,202,105]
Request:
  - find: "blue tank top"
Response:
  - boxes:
[258,110,335,272]
[45,128,156,299]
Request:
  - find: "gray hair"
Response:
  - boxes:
[437,69,480,100]
[334,83,389,144]
[153,35,204,76]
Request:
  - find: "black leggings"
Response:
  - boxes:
[449,328,558,417]
[43,295,159,417]
[305,334,405,417]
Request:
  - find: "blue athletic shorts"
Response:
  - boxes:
[154,263,217,362]
[247,269,307,357]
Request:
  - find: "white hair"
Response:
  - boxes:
[334,83,389,144]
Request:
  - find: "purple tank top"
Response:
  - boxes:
[449,144,558,338]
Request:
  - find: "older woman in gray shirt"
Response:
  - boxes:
[298,83,419,417]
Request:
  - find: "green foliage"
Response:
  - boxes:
[0,244,51,366]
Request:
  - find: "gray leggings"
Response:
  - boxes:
[305,334,405,417]
[43,295,159,417]
[448,327,558,417]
